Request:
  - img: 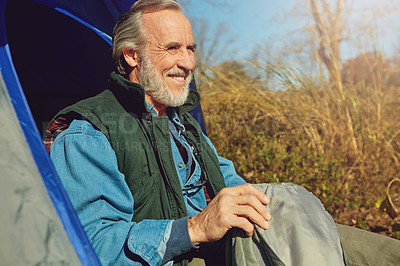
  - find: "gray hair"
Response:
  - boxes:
[112,0,183,75]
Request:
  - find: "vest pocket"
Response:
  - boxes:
[132,172,158,214]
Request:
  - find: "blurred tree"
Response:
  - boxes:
[270,0,399,85]
[308,0,345,86]
[342,51,400,87]
[191,19,234,67]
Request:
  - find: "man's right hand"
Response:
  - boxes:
[188,184,271,246]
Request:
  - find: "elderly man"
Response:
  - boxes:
[47,0,400,265]
[47,0,270,265]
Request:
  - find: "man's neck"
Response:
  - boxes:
[145,93,167,116]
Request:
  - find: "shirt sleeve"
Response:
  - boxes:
[49,120,194,265]
[202,133,247,187]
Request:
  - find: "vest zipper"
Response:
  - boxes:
[141,117,180,217]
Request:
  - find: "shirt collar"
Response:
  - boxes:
[145,101,158,116]
[145,101,186,132]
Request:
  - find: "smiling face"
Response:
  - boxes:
[128,9,196,111]
[142,9,196,94]
[137,48,193,109]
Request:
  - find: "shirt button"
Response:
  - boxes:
[178,163,183,168]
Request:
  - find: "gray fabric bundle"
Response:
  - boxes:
[227,183,346,266]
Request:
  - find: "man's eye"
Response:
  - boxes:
[167,46,178,51]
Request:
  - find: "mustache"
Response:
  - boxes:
[166,68,192,77]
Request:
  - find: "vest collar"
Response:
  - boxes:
[108,71,201,115]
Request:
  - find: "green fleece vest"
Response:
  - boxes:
[55,72,226,223]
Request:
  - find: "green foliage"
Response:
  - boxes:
[197,56,400,239]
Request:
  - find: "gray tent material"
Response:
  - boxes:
[0,74,81,265]
[227,183,347,266]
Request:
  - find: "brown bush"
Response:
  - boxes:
[197,58,400,239]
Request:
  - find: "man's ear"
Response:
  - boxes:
[122,48,139,68]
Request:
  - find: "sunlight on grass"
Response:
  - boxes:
[196,53,400,238]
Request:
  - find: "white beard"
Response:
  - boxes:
[138,53,192,107]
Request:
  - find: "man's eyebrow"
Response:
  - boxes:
[165,41,180,48]
[165,42,197,50]
[188,42,197,50]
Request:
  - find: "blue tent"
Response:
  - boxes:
[0,0,204,264]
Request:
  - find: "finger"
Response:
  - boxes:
[234,205,270,230]
[231,216,256,237]
[234,194,271,221]
[231,184,270,205]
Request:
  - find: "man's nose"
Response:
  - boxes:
[177,50,195,71]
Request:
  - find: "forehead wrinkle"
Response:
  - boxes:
[142,10,194,46]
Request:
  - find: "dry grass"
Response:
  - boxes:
[196,57,400,238]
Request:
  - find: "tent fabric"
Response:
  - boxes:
[1,0,103,264]
[0,73,81,265]
[32,0,134,35]
[5,0,204,135]
[227,183,346,266]
[5,0,115,134]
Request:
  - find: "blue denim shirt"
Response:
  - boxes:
[50,108,246,265]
